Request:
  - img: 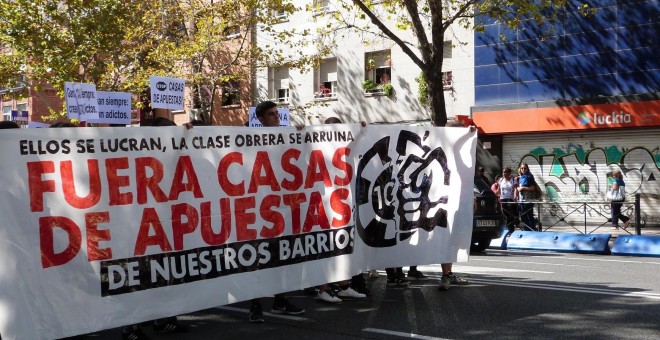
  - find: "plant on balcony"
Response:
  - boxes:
[362,79,378,92]
[381,83,394,96]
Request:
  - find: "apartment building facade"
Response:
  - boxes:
[254,1,475,126]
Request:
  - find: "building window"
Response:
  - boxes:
[269,67,290,104]
[364,50,391,93]
[443,41,452,59]
[224,26,240,39]
[221,80,240,107]
[273,9,288,21]
[313,0,331,13]
[442,71,453,89]
[314,58,338,99]
[2,105,12,121]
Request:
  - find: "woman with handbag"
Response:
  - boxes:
[609,170,631,230]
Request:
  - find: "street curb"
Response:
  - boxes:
[611,235,660,257]
[505,231,611,254]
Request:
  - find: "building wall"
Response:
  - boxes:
[503,129,660,226]
[474,0,660,106]
[255,2,475,125]
[472,0,660,226]
[1,85,62,124]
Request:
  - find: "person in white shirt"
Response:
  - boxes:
[494,167,518,233]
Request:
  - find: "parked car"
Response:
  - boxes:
[471,177,504,252]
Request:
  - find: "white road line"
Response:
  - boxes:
[468,278,660,300]
[363,328,450,340]
[466,259,585,267]
[485,250,660,265]
[215,306,311,322]
[416,264,553,274]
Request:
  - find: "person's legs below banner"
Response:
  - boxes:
[385,267,409,286]
[438,263,469,291]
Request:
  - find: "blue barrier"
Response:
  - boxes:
[506,231,611,254]
[611,235,660,257]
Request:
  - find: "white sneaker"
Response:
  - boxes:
[337,287,367,300]
[316,291,342,304]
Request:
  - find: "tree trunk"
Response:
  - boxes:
[425,65,447,127]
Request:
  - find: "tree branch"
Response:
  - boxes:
[442,0,479,32]
[402,0,431,65]
[351,0,425,70]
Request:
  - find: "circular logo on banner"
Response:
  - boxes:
[355,130,451,248]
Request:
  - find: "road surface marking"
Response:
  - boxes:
[468,278,660,300]
[363,327,450,339]
[416,264,553,274]
[486,250,660,265]
[215,306,311,322]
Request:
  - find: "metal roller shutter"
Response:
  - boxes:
[502,129,660,227]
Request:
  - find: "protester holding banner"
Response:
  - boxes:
[437,121,474,291]
[248,101,305,322]
[312,116,369,302]
[118,116,190,340]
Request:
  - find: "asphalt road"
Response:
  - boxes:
[65,250,660,340]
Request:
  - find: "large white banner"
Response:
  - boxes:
[0,125,476,339]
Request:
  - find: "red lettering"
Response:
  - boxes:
[169,156,203,200]
[171,203,199,250]
[200,199,231,246]
[305,150,332,189]
[330,188,351,227]
[39,216,81,268]
[60,160,101,209]
[134,208,172,255]
[332,147,352,186]
[28,161,56,212]
[86,212,112,261]
[218,152,245,196]
[259,195,284,238]
[106,157,133,206]
[135,157,168,204]
[235,196,256,241]
[249,151,281,194]
[303,191,330,232]
[283,193,306,234]
[281,148,303,191]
